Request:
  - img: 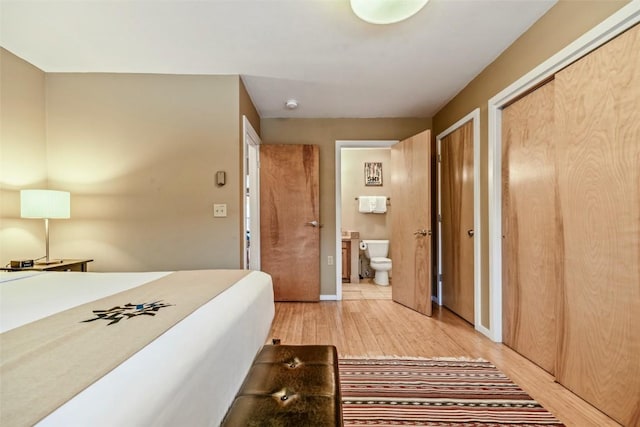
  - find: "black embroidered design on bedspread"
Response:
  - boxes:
[81,301,174,325]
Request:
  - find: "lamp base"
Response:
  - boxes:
[36,259,64,265]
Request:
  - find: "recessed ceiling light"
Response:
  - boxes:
[350,0,429,25]
[285,99,298,109]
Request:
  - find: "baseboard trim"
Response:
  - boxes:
[320,294,339,301]
[475,323,495,341]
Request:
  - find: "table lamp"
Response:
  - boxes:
[20,189,70,264]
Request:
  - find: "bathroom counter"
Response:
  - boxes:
[341,236,360,284]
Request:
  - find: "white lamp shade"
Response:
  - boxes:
[350,0,429,24]
[20,189,71,219]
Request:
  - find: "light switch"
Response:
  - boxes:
[213,204,227,217]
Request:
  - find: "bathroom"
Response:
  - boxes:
[340,147,392,300]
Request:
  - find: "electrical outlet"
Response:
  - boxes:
[213,204,227,217]
[328,255,334,265]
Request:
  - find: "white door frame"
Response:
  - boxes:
[333,140,397,300]
[487,3,640,342]
[243,116,261,270]
[436,109,484,335]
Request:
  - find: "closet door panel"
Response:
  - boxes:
[555,24,640,427]
[441,121,475,324]
[501,81,558,374]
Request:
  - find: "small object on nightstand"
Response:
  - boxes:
[10,259,34,269]
[2,259,93,272]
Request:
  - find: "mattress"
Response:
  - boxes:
[0,269,275,426]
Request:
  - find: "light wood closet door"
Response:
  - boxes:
[441,121,474,324]
[501,81,558,375]
[554,25,640,426]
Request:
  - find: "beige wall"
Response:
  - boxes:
[432,0,629,328]
[0,49,48,262]
[341,148,391,240]
[261,118,431,295]
[1,66,261,271]
[42,73,247,271]
[239,78,260,136]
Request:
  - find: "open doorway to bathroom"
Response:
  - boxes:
[243,116,261,270]
[335,141,396,301]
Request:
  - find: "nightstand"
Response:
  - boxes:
[3,259,94,272]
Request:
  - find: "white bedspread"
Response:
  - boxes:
[0,270,274,426]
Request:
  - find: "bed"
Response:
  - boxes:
[0,269,274,427]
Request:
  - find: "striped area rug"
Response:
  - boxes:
[339,357,564,426]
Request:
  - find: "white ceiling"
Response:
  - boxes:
[0,0,556,118]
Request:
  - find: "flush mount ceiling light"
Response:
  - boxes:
[350,0,429,24]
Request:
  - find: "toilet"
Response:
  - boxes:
[361,240,392,286]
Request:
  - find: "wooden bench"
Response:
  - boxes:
[221,344,343,426]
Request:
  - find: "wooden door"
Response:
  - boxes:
[391,130,432,316]
[501,81,558,375]
[441,121,474,324]
[260,144,320,301]
[554,25,640,426]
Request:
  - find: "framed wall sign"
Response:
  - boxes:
[364,162,383,186]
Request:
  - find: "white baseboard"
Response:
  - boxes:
[475,323,497,342]
[320,294,339,301]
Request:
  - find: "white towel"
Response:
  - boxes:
[373,196,387,213]
[358,196,374,213]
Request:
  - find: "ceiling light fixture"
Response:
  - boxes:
[350,0,429,25]
[285,99,298,109]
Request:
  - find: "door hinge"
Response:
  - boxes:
[438,214,441,222]
[438,274,443,282]
[437,154,441,162]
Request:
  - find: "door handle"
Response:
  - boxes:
[306,220,319,227]
[467,229,474,237]
[413,229,430,236]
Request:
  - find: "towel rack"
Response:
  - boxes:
[354,197,391,205]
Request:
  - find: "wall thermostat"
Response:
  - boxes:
[216,171,226,186]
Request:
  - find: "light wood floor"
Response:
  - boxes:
[269,300,620,427]
[342,279,391,300]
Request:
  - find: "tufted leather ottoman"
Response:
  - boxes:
[221,345,343,426]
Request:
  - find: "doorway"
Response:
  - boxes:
[243,116,261,270]
[335,131,432,315]
[335,141,396,300]
[340,147,393,300]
